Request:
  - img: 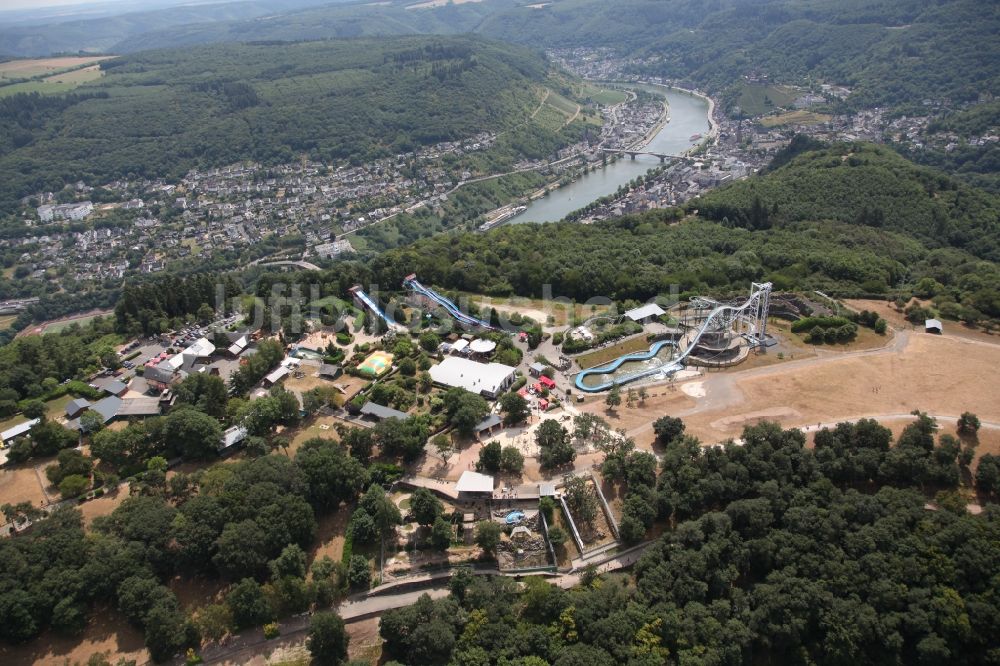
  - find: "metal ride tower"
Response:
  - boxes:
[681,281,772,357]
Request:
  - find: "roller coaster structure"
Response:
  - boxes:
[574,282,772,392]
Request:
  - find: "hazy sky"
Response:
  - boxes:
[0,0,139,12]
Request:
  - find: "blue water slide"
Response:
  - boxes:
[574,340,678,392]
[574,288,768,392]
[402,276,496,330]
[352,287,397,326]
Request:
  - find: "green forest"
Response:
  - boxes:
[376,417,1000,666]
[347,142,1000,326]
[91,0,1000,113]
[695,141,1000,261]
[0,35,566,213]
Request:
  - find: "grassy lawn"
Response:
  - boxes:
[575,335,653,370]
[736,83,800,116]
[44,313,104,333]
[582,83,629,106]
[0,393,77,432]
[0,314,17,330]
[758,110,832,127]
[309,295,352,312]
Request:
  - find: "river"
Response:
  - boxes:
[506,85,710,224]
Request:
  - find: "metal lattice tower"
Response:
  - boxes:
[745,281,772,346]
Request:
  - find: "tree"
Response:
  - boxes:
[441,388,489,439]
[431,433,452,460]
[547,525,568,548]
[347,555,371,591]
[476,440,502,474]
[359,484,402,537]
[163,407,223,460]
[499,392,529,425]
[652,415,685,446]
[536,420,574,469]
[605,386,621,411]
[619,514,646,545]
[499,445,524,473]
[226,578,274,629]
[958,412,981,438]
[308,611,349,665]
[340,427,374,464]
[295,438,367,511]
[268,543,307,580]
[563,476,597,524]
[431,516,453,550]
[58,474,90,499]
[80,410,105,434]
[474,521,502,555]
[626,388,636,408]
[143,601,189,663]
[213,519,270,580]
[193,603,233,643]
[976,454,1000,496]
[410,488,443,526]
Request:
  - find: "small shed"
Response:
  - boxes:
[318,363,342,380]
[925,319,943,334]
[474,413,503,439]
[528,362,546,378]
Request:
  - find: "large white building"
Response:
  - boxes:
[37,201,93,222]
[429,356,516,399]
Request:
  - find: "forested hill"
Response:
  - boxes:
[694,141,1000,263]
[361,145,1000,323]
[107,0,999,111]
[0,36,560,212]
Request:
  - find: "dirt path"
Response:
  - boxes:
[530,89,550,119]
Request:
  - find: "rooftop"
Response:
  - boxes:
[455,470,494,494]
[428,356,516,396]
[220,425,248,450]
[360,401,408,422]
[1,418,40,443]
[264,365,291,385]
[624,303,666,321]
[474,413,503,432]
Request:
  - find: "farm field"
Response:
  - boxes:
[0,314,17,330]
[0,56,114,98]
[757,110,832,127]
[0,56,114,80]
[582,83,629,106]
[17,309,114,337]
[736,82,800,116]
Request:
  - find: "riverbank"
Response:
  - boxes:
[632,81,718,140]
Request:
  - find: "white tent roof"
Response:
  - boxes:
[455,471,494,494]
[264,365,291,384]
[451,338,470,353]
[624,303,665,321]
[185,336,216,358]
[469,339,497,354]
